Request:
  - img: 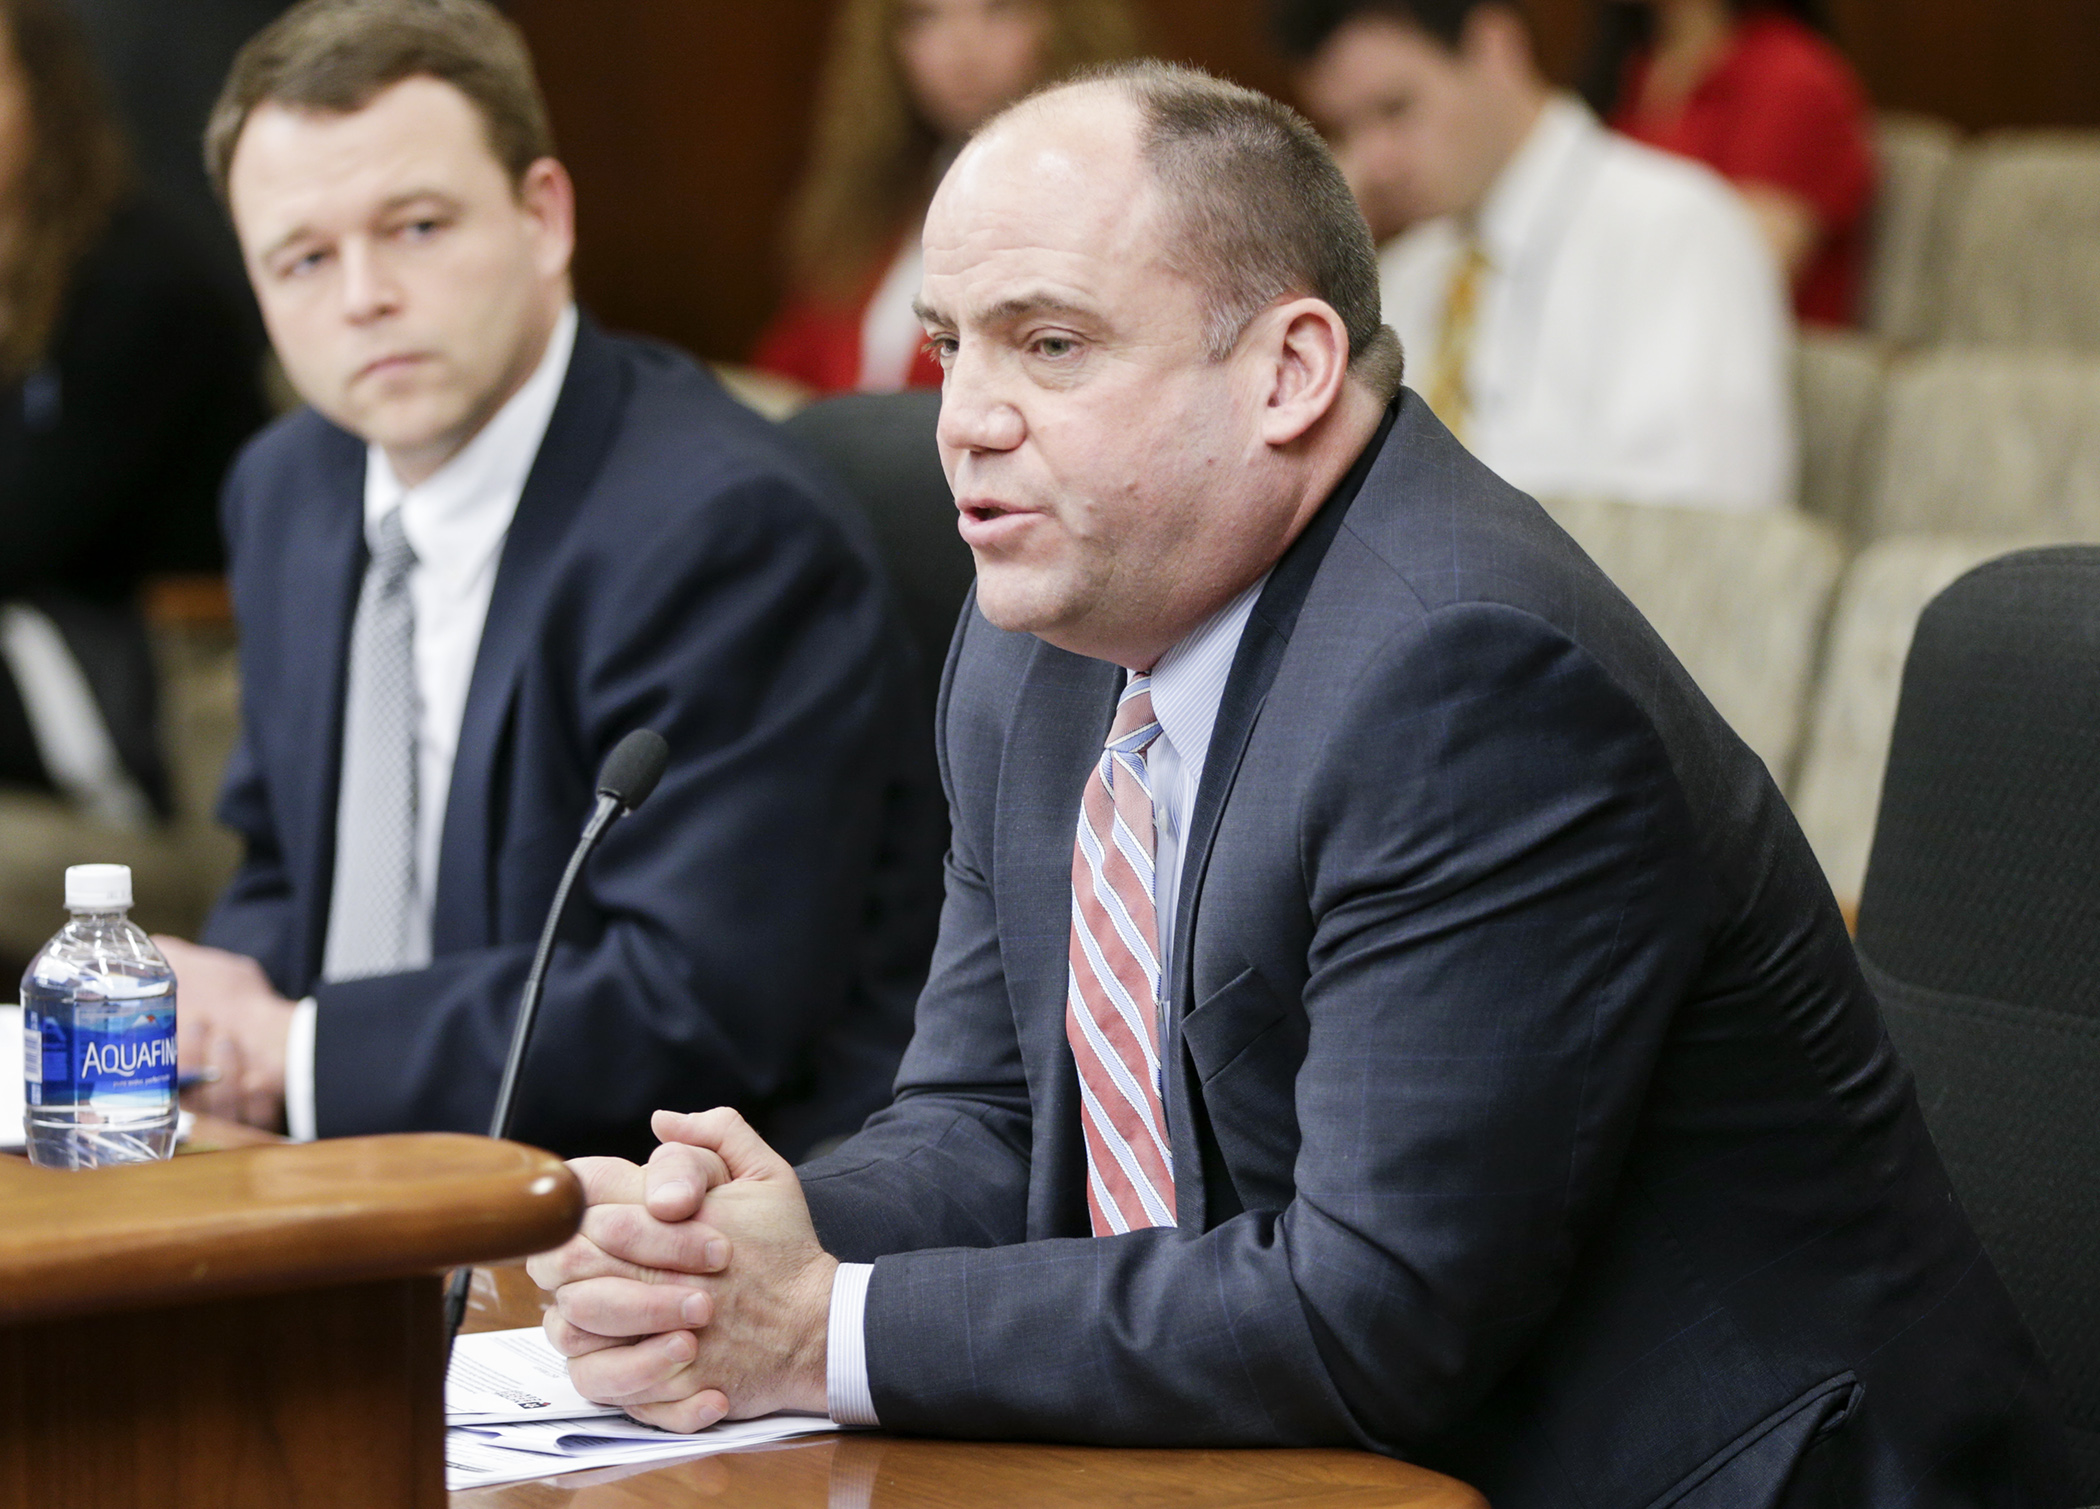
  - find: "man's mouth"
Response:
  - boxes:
[956,498,1038,547]
[355,352,428,383]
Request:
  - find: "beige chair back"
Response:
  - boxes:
[1539,498,1843,788]
[1865,349,2100,540]
[1865,113,1961,345]
[1789,535,2031,907]
[1936,130,2100,351]
[1796,330,1887,537]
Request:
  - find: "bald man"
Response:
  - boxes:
[528,63,2068,1507]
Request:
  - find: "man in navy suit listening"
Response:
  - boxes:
[157,0,941,1163]
[530,62,2070,1505]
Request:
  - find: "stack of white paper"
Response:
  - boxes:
[445,1327,841,1490]
[446,1411,845,1490]
[447,1326,623,1425]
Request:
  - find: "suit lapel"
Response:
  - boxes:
[290,428,368,988]
[430,317,630,952]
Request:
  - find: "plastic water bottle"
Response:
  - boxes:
[22,864,178,1168]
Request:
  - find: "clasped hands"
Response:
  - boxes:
[526,1108,837,1431]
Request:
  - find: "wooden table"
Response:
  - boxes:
[452,1268,1487,1509]
[0,1126,581,1508]
[9,1123,1485,1506]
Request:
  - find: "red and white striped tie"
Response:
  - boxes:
[1067,673,1176,1235]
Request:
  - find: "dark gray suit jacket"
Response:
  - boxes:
[801,394,2070,1506]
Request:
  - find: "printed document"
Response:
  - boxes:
[445,1326,841,1490]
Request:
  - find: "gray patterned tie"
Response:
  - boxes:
[323,506,422,981]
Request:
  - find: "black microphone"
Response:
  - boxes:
[444,728,670,1346]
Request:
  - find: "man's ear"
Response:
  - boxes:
[1255,297,1351,449]
[517,156,577,281]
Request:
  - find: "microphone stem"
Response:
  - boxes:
[446,789,621,1350]
[487,791,618,1144]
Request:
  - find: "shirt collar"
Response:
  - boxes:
[363,302,579,579]
[1473,93,1601,272]
[1140,571,1269,791]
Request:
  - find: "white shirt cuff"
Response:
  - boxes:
[826,1261,879,1426]
[283,996,319,1142]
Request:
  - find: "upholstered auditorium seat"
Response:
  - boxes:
[781,390,972,700]
[1865,112,1962,345]
[1790,534,2018,907]
[1539,496,1842,785]
[1936,130,2100,351]
[1854,547,2100,1495]
[1796,328,1887,536]
[1865,349,2100,540]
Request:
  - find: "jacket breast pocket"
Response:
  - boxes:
[1180,965,1306,1212]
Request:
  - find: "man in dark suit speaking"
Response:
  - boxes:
[530,63,2070,1504]
[157,0,940,1163]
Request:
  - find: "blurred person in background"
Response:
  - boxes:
[1277,0,1795,512]
[753,0,1142,395]
[0,0,264,827]
[1587,0,1875,326]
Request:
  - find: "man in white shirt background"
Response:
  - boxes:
[157,0,942,1163]
[1277,0,1797,511]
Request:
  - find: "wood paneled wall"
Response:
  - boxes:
[505,1,833,372]
[1827,0,2100,133]
[510,0,2100,365]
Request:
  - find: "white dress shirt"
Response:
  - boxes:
[1379,94,1796,512]
[285,304,578,1143]
[826,577,1268,1426]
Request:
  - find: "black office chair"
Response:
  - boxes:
[1855,546,2100,1496]
[781,390,974,699]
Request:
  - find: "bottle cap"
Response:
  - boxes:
[65,864,132,911]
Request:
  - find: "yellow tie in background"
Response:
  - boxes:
[1423,239,1489,443]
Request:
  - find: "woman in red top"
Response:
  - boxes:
[755,0,1142,395]
[1587,0,1876,326]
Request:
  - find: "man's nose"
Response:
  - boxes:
[338,240,403,324]
[936,350,1025,455]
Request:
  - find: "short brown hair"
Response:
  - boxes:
[1042,62,1404,400]
[205,0,554,205]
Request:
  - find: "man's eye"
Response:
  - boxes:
[925,335,958,363]
[282,250,328,279]
[400,218,443,241]
[1034,336,1078,359]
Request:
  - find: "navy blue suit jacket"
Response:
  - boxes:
[205,318,943,1163]
[800,396,2070,1506]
